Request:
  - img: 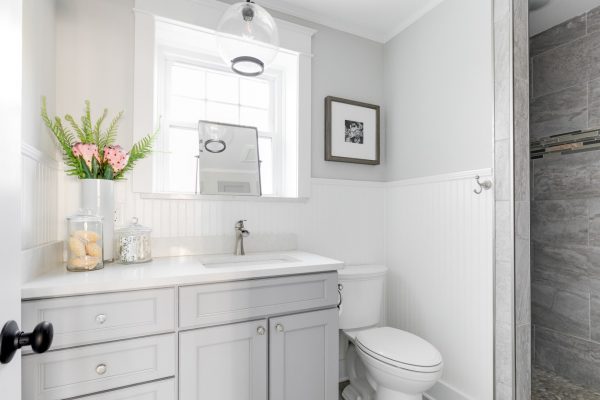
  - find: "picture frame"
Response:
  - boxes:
[325,96,380,165]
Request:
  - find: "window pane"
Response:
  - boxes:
[165,127,199,193]
[240,78,269,108]
[258,136,273,195]
[206,72,239,103]
[170,96,205,124]
[206,101,239,125]
[171,64,205,98]
[240,107,270,132]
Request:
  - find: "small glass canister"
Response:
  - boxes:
[66,210,104,272]
[115,217,152,264]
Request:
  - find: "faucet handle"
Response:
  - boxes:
[236,219,247,228]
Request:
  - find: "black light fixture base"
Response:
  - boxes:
[231,56,264,77]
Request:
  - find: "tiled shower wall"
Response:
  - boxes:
[530,5,600,389]
[494,0,530,398]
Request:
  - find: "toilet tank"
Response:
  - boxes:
[338,265,388,330]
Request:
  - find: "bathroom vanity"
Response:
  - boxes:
[20,252,342,400]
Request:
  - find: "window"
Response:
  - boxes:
[151,21,301,197]
[156,58,280,195]
[132,10,314,198]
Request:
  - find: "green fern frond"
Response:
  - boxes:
[114,129,158,179]
[93,108,108,145]
[41,97,85,177]
[99,111,123,149]
[64,114,89,143]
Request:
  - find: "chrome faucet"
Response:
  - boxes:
[234,220,250,255]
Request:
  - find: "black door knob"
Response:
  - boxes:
[0,320,53,364]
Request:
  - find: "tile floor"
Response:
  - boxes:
[533,367,600,399]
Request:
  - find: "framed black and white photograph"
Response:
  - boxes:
[325,96,380,165]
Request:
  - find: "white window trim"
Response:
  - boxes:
[132,0,315,199]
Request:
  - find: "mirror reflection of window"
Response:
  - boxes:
[158,61,276,195]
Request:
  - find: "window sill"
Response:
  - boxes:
[138,192,309,203]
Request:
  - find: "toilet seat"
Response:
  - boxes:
[355,327,442,374]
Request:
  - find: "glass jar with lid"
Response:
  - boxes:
[66,209,104,272]
[115,217,152,264]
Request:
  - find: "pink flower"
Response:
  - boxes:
[103,145,129,173]
[72,143,100,169]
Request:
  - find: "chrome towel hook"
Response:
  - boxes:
[473,175,492,194]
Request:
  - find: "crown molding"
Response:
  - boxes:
[255,0,447,43]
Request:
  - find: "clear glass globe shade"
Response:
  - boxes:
[216,2,279,75]
[199,123,234,153]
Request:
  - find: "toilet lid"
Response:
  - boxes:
[356,327,442,371]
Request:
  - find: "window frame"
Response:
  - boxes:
[155,48,285,195]
[132,6,315,199]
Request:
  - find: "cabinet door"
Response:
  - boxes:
[179,319,268,400]
[269,308,339,400]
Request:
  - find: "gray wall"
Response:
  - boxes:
[383,0,493,181]
[222,1,387,182]
[530,5,600,389]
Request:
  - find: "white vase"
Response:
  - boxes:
[80,179,114,262]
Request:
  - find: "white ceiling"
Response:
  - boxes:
[256,0,446,43]
[529,0,600,36]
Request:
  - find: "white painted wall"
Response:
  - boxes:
[40,0,386,274]
[21,0,63,282]
[383,0,493,181]
[383,0,494,398]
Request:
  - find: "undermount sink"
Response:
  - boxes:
[201,254,299,268]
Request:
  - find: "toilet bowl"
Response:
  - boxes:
[339,266,443,400]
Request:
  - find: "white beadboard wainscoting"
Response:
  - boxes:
[386,169,494,400]
[21,144,63,282]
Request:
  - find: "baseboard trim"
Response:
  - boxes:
[425,380,473,400]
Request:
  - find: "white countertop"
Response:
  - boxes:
[21,251,344,299]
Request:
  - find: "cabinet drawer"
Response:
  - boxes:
[22,334,176,400]
[22,288,175,350]
[179,272,337,328]
[78,379,175,400]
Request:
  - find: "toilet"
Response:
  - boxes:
[339,265,443,400]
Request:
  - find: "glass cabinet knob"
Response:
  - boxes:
[95,314,107,324]
[256,326,266,336]
[275,323,284,333]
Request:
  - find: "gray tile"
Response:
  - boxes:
[516,324,532,400]
[496,201,514,262]
[530,14,587,57]
[588,32,600,82]
[513,0,529,81]
[532,243,594,293]
[496,320,515,387]
[535,327,600,389]
[532,34,590,98]
[530,84,588,139]
[589,5,600,34]
[515,77,530,201]
[497,261,514,325]
[533,152,600,200]
[589,200,600,247]
[589,78,600,127]
[531,200,588,246]
[532,281,590,338]
[495,139,512,201]
[516,237,531,326]
[590,291,600,342]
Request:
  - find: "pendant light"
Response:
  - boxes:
[216,1,279,77]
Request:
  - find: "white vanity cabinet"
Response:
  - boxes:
[270,308,339,400]
[179,319,269,400]
[22,271,339,400]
